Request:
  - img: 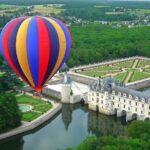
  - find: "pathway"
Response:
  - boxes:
[132,59,139,68]
[124,59,139,84]
[124,72,133,84]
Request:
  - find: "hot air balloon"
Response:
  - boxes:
[0,16,71,93]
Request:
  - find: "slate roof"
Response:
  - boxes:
[90,77,150,102]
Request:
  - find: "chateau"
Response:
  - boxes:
[88,77,150,121]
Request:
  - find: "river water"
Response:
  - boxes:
[0,103,127,150]
[2,86,150,150]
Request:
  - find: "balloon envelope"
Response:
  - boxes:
[0,16,71,92]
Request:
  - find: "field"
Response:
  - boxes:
[0,4,17,9]
[33,4,65,15]
[16,95,52,122]
[77,58,150,84]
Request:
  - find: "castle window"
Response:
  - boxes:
[124,99,125,103]
[149,112,150,115]
[135,108,137,112]
[129,95,132,99]
[101,101,103,104]
[119,98,120,101]
[128,107,130,110]
[136,102,138,106]
[135,96,138,100]
[113,96,115,100]
[141,111,143,114]
[124,105,125,108]
[129,101,131,104]
[92,98,94,101]
[149,106,150,109]
[97,93,99,96]
[142,104,144,108]
[118,104,119,107]
[92,93,94,96]
[112,102,114,105]
[101,95,103,98]
[97,98,99,102]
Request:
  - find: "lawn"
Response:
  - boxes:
[80,70,108,77]
[79,65,120,77]
[33,5,65,14]
[16,95,46,105]
[125,68,139,72]
[78,59,150,83]
[129,72,150,82]
[34,104,52,113]
[143,68,150,73]
[137,60,150,68]
[22,112,41,122]
[93,65,120,71]
[114,72,127,82]
[80,70,120,77]
[0,4,17,9]
[16,95,52,122]
[112,61,134,68]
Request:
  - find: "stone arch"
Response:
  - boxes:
[96,105,99,112]
[132,113,138,120]
[121,110,126,117]
[80,98,85,104]
[145,117,150,121]
[114,108,118,116]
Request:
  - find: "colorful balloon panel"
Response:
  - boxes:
[0,16,71,92]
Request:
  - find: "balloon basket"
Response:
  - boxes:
[32,92,42,100]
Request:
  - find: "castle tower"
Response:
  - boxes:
[100,78,104,91]
[61,72,71,103]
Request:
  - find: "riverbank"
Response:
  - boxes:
[0,100,62,141]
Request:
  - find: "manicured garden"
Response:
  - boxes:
[112,60,134,68]
[129,72,150,82]
[114,72,127,82]
[16,95,52,122]
[137,60,150,68]
[78,58,150,83]
[79,65,121,77]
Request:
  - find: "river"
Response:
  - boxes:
[0,103,127,150]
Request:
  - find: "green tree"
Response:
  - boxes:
[0,93,22,133]
[126,120,150,140]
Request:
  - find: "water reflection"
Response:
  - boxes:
[61,104,73,130]
[88,111,127,137]
[0,103,127,150]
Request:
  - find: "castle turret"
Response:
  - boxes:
[61,72,71,103]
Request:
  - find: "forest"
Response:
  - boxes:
[0,0,150,68]
[65,121,150,150]
[61,2,137,21]
[67,24,150,67]
[0,93,22,133]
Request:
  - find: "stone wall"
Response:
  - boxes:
[0,103,62,141]
[61,84,71,103]
[126,78,150,90]
[42,87,61,99]
[71,56,150,72]
[69,72,96,85]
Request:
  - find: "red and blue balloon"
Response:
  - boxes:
[0,16,71,92]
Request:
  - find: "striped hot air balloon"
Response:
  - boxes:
[0,16,71,92]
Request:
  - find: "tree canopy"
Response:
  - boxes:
[67,120,150,150]
[67,24,150,67]
[0,93,22,133]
